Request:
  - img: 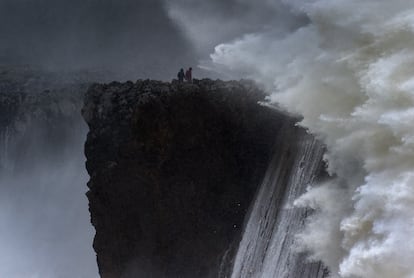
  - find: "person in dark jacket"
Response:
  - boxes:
[177,68,185,82]
[185,67,192,83]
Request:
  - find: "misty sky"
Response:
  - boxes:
[0,0,194,78]
[0,0,306,79]
[166,0,307,56]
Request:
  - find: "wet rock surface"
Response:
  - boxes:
[83,79,298,278]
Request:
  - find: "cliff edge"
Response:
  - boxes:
[82,79,295,277]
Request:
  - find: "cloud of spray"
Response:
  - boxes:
[209,1,414,277]
[164,0,307,62]
[0,79,98,277]
[0,138,98,278]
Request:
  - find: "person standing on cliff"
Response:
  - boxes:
[177,68,185,82]
[185,67,192,83]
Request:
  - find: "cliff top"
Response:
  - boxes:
[82,78,270,128]
[85,78,265,100]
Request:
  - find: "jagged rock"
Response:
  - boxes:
[83,79,294,278]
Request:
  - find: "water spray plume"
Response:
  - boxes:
[212,1,414,277]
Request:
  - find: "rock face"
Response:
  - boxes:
[83,79,300,278]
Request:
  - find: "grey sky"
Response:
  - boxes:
[0,0,195,79]
[0,0,306,78]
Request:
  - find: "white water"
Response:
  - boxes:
[231,126,325,278]
[211,1,414,277]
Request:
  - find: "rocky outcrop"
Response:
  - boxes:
[82,79,299,278]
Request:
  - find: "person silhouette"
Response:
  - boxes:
[185,67,192,83]
[177,68,185,82]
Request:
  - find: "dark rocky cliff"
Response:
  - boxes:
[82,79,298,278]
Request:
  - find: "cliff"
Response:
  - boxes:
[83,79,302,277]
